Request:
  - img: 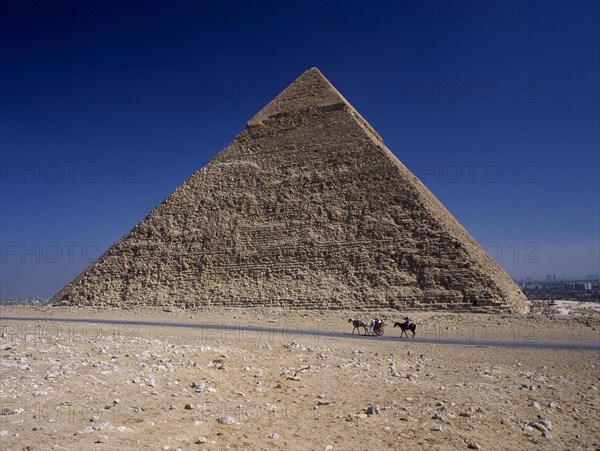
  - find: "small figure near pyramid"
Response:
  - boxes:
[51,68,529,314]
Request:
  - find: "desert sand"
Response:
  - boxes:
[0,303,598,450]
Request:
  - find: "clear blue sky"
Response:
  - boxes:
[1,1,598,298]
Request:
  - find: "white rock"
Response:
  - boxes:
[529,401,541,410]
[95,422,111,431]
[539,419,553,431]
[217,416,238,425]
[191,381,204,393]
[45,371,63,379]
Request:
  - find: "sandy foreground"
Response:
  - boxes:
[0,304,599,450]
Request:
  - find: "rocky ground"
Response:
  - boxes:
[0,304,599,450]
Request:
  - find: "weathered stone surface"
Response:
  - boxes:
[51,67,529,313]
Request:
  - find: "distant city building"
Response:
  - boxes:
[523,278,599,302]
[565,282,592,291]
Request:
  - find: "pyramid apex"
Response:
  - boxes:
[247,67,347,127]
[305,66,324,74]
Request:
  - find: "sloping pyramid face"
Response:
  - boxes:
[51,68,529,313]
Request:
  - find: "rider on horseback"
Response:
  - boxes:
[402,317,410,329]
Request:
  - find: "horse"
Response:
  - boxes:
[348,318,368,335]
[393,321,417,338]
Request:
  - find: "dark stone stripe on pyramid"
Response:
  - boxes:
[51,68,529,313]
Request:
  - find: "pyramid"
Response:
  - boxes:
[51,68,529,313]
